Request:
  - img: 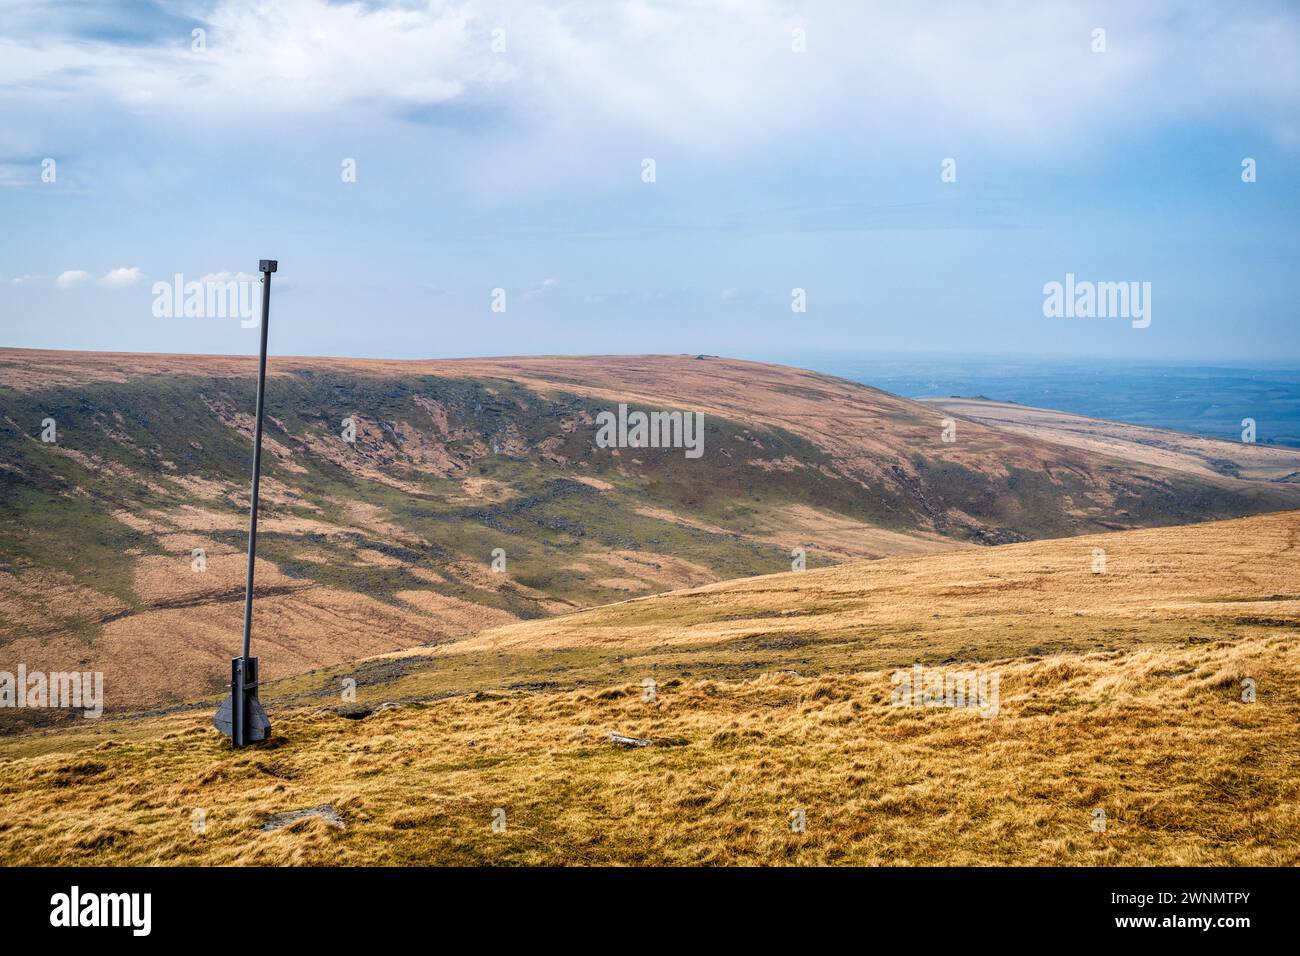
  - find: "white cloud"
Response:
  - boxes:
[100,266,143,287]
[2,0,1297,171]
[0,0,479,116]
[9,274,37,285]
[54,270,91,289]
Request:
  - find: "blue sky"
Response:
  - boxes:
[1,0,1298,363]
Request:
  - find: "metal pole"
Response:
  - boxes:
[212,260,277,746]
[240,264,275,661]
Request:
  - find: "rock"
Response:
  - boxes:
[331,705,372,720]
[261,804,346,832]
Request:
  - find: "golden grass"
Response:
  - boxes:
[1,512,1297,865]
[0,633,1294,866]
[426,509,1300,659]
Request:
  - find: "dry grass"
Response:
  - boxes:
[0,634,1293,866]
[1,513,1297,865]
[428,509,1300,659]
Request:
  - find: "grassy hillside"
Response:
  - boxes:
[0,512,1296,865]
[3,349,1298,714]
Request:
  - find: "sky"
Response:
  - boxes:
[0,0,1298,364]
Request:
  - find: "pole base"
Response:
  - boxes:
[213,657,271,746]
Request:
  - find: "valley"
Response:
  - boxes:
[3,349,1297,716]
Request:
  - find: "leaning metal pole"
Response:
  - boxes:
[214,259,277,747]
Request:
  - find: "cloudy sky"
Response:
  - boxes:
[1,0,1298,362]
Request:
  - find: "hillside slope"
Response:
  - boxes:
[1,512,1296,866]
[923,396,1300,483]
[3,349,1298,713]
[314,508,1300,698]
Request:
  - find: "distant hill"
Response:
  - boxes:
[921,396,1300,483]
[3,348,1299,714]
